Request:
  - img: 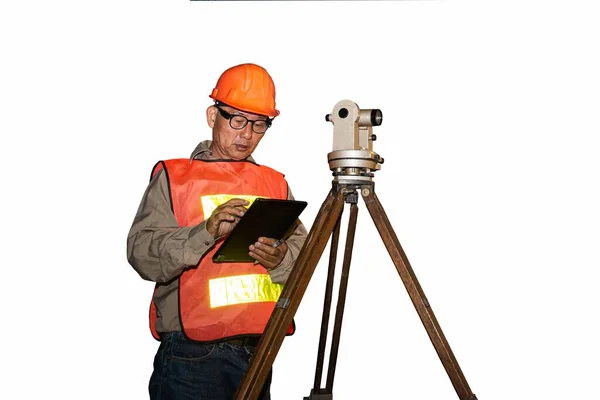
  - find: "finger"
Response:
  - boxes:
[250,241,287,267]
[249,245,277,264]
[222,198,250,207]
[249,251,277,269]
[254,241,281,257]
[212,211,237,223]
[213,206,246,221]
[257,237,278,247]
[249,244,269,259]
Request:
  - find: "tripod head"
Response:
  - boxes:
[325,100,385,183]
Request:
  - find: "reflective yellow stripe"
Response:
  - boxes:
[209,274,284,308]
[200,194,264,219]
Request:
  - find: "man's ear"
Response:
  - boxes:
[206,106,217,128]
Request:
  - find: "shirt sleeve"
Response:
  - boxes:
[126,169,216,283]
[267,184,309,284]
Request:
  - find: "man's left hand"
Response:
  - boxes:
[249,237,287,270]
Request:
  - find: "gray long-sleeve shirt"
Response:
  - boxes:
[127,140,308,334]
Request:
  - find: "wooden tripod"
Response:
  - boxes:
[234,180,478,400]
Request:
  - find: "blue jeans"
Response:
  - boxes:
[149,332,272,400]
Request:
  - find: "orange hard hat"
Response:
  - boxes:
[209,63,280,117]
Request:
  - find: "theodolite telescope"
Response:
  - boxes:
[325,100,385,182]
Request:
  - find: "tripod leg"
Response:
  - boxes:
[325,201,359,392]
[235,187,346,400]
[313,209,343,391]
[361,188,478,400]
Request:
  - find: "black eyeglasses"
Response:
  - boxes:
[215,106,272,134]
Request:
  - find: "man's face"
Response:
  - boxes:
[206,104,270,160]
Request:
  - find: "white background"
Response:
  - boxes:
[1,0,599,399]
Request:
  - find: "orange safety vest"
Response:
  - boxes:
[148,159,296,342]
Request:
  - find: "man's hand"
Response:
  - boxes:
[249,237,288,270]
[206,198,249,238]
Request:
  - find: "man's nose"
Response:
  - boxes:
[239,124,253,139]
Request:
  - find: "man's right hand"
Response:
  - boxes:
[205,198,250,238]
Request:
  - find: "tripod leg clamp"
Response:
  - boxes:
[303,389,333,400]
[275,297,291,309]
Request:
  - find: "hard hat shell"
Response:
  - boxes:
[209,63,280,117]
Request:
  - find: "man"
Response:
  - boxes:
[127,63,308,400]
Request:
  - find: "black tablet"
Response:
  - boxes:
[212,198,308,263]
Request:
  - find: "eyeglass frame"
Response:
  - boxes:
[213,103,273,134]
